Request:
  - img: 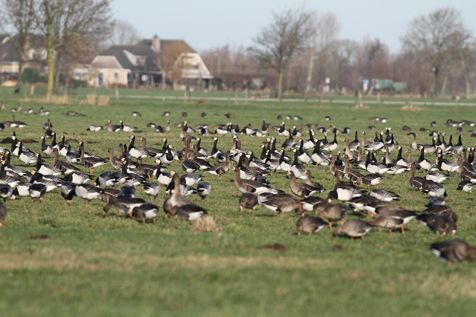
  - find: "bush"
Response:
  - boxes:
[20,68,41,84]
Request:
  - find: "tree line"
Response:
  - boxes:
[0,3,474,98]
[202,7,476,98]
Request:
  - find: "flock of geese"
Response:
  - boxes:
[0,107,476,265]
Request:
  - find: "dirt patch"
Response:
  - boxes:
[401,105,423,112]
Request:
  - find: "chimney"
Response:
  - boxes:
[151,35,161,53]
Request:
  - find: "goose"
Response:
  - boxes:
[131,203,159,223]
[59,182,76,205]
[321,130,338,152]
[348,131,360,152]
[234,167,275,195]
[289,172,323,197]
[175,204,208,221]
[436,149,460,173]
[457,180,473,192]
[422,180,447,198]
[260,193,302,214]
[36,153,61,176]
[75,184,102,201]
[239,193,258,213]
[348,195,385,216]
[41,133,57,155]
[163,172,206,217]
[296,139,312,164]
[207,156,232,176]
[395,147,410,168]
[300,196,325,212]
[310,141,330,166]
[365,152,389,174]
[0,201,5,227]
[120,120,135,132]
[157,145,175,165]
[95,171,122,187]
[105,120,122,132]
[417,205,457,235]
[451,135,464,154]
[140,137,162,158]
[296,216,327,235]
[368,189,400,202]
[28,183,47,201]
[370,214,405,234]
[376,205,416,229]
[333,220,372,239]
[15,142,37,165]
[430,240,476,264]
[314,198,346,229]
[127,135,148,160]
[362,173,382,186]
[290,150,309,179]
[86,124,102,132]
[365,132,384,152]
[153,165,173,186]
[303,129,316,150]
[210,137,225,162]
[409,162,426,191]
[0,183,14,200]
[7,115,27,128]
[425,170,448,183]
[103,196,147,217]
[196,181,211,199]
[65,171,90,185]
[80,147,106,173]
[142,181,160,198]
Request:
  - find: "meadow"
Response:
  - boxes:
[0,94,476,317]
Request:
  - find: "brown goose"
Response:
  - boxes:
[417,205,458,235]
[163,172,206,218]
[333,220,372,239]
[314,198,346,229]
[296,216,327,235]
[239,193,258,213]
[234,167,274,194]
[430,240,476,264]
[260,193,302,214]
[289,172,323,198]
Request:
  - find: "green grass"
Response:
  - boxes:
[1,97,476,316]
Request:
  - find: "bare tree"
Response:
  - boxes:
[104,19,142,48]
[1,0,36,77]
[35,0,112,98]
[401,7,471,96]
[251,8,315,99]
[305,12,340,95]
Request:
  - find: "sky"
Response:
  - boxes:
[112,0,476,53]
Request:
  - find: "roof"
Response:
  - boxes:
[99,45,160,72]
[0,34,45,63]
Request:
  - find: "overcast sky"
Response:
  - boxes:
[112,0,476,53]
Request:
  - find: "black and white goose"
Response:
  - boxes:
[310,141,330,166]
[15,142,37,165]
[127,135,147,160]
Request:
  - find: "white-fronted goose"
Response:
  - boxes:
[296,216,327,235]
[430,240,476,264]
[333,220,372,239]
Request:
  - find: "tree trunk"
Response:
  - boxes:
[432,73,439,97]
[46,17,55,99]
[54,55,62,92]
[161,71,166,90]
[464,76,472,99]
[440,75,448,96]
[277,70,284,100]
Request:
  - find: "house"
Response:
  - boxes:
[0,34,47,81]
[88,43,161,87]
[88,36,212,89]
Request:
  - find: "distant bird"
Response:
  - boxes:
[430,240,476,264]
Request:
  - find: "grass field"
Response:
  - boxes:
[1,96,476,316]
